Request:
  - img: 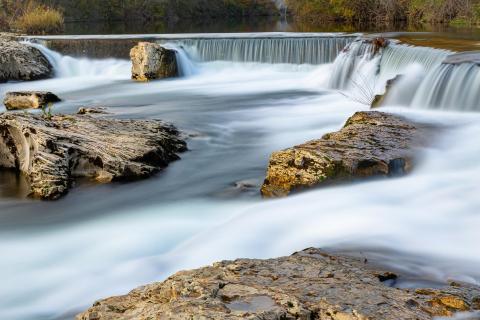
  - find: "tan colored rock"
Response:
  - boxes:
[261,111,424,197]
[3,91,61,110]
[0,113,186,200]
[0,38,52,82]
[130,42,178,81]
[77,248,480,320]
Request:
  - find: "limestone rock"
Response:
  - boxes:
[77,248,480,320]
[261,111,424,197]
[130,42,178,81]
[3,91,61,110]
[0,38,52,83]
[0,113,186,200]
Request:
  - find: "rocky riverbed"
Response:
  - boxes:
[77,248,480,320]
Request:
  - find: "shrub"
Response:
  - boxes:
[14,2,64,34]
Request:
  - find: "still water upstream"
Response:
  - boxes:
[1,28,480,319]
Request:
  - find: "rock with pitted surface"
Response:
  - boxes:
[130,42,178,81]
[4,91,61,110]
[261,111,426,197]
[76,248,480,320]
[0,113,186,200]
[0,38,52,83]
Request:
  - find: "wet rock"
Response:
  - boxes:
[261,111,424,197]
[77,107,109,115]
[4,91,61,110]
[371,75,403,109]
[0,38,52,83]
[443,51,480,65]
[77,248,480,320]
[0,113,186,200]
[130,42,178,81]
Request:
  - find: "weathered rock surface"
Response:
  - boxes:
[261,111,424,197]
[443,51,480,65]
[77,248,480,320]
[0,113,186,199]
[3,91,61,110]
[0,38,52,83]
[130,42,178,81]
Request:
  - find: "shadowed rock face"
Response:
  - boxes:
[77,248,480,320]
[130,42,179,81]
[0,38,52,83]
[261,111,424,197]
[4,91,61,110]
[0,113,187,200]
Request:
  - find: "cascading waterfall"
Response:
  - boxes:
[410,62,480,111]
[379,44,452,82]
[166,37,355,65]
[328,40,379,91]
[25,42,131,79]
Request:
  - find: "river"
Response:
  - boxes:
[1,28,480,320]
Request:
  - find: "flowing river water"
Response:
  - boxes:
[1,32,480,319]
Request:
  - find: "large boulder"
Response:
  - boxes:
[130,42,178,81]
[0,113,187,200]
[261,111,425,197]
[77,248,480,319]
[0,38,53,83]
[3,91,61,110]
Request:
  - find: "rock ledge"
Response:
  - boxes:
[77,248,480,320]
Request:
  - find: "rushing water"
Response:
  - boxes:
[1,33,480,320]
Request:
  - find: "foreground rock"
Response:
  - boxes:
[261,111,424,197]
[3,91,61,110]
[130,42,178,81]
[0,38,52,83]
[0,113,186,199]
[77,248,480,320]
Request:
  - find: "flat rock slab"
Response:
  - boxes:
[4,91,61,110]
[0,113,186,199]
[0,38,52,82]
[261,111,424,197]
[77,248,480,320]
[443,51,480,65]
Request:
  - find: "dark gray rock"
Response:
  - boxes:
[0,113,186,199]
[0,38,52,83]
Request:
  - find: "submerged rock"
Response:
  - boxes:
[77,248,480,320]
[443,51,480,65]
[261,111,424,197]
[3,91,61,110]
[0,113,186,200]
[130,42,178,81]
[0,38,52,83]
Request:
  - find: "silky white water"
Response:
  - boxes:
[1,36,480,320]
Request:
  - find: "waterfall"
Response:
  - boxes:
[25,42,130,79]
[328,40,378,90]
[410,62,480,111]
[167,37,355,65]
[379,44,452,81]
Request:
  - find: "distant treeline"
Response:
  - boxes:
[286,0,480,25]
[41,0,278,22]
